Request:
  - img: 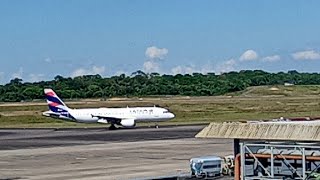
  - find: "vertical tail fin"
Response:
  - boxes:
[44,89,69,113]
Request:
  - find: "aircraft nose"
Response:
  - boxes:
[169,113,175,119]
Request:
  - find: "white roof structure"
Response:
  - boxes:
[196,122,320,141]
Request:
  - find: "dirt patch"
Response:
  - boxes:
[269,87,279,91]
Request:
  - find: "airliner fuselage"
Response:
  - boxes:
[42,89,175,129]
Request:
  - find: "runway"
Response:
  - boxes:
[0,125,233,180]
[0,125,207,150]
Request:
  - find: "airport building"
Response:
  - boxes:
[196,122,320,180]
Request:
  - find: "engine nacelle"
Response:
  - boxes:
[120,119,136,128]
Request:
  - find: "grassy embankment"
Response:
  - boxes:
[1,85,320,128]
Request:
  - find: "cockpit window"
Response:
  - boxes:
[163,110,169,113]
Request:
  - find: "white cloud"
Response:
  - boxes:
[142,46,169,73]
[292,50,320,60]
[261,55,281,62]
[215,59,237,74]
[71,66,105,77]
[11,67,24,79]
[27,74,45,82]
[239,50,258,61]
[170,66,183,74]
[201,64,216,74]
[171,65,196,75]
[143,60,160,73]
[145,46,168,60]
[44,58,52,63]
[10,68,46,82]
[170,63,215,75]
[114,70,128,76]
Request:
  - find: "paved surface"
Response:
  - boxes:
[0,125,233,180]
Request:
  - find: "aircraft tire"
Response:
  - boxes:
[109,124,117,130]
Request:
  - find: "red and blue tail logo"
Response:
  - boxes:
[45,89,68,112]
[44,89,77,121]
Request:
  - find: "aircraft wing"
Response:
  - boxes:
[91,114,134,124]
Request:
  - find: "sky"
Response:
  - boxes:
[1,0,320,84]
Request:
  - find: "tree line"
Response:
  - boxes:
[1,70,320,102]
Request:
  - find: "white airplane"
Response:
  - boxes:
[42,89,175,130]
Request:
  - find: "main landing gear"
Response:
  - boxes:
[109,124,117,130]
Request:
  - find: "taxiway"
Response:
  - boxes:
[0,125,232,180]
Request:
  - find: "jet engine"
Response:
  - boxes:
[120,119,136,128]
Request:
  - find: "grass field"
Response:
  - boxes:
[1,85,320,128]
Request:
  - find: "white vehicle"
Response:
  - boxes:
[222,155,234,176]
[190,155,222,178]
[42,89,175,130]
